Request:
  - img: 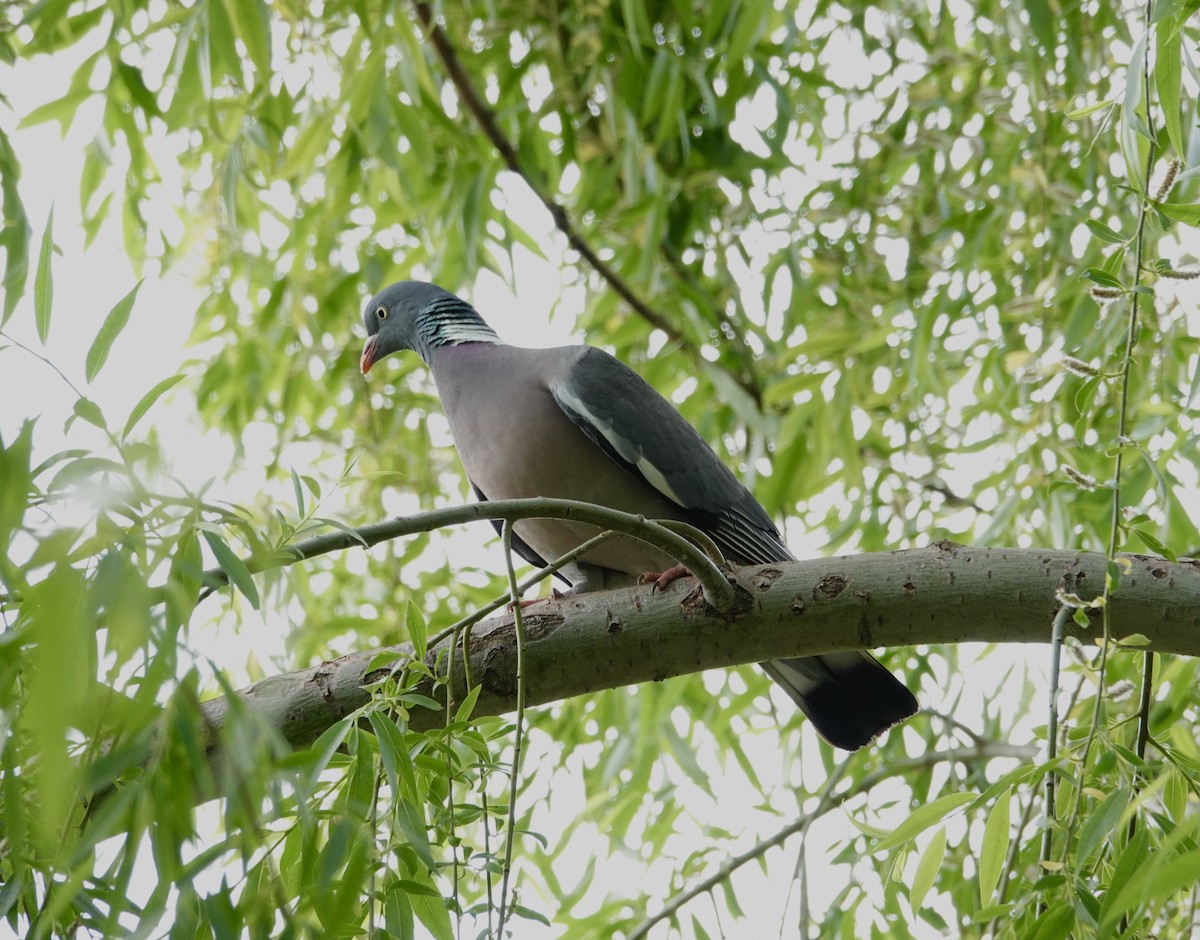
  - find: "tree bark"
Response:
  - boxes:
[199,543,1200,747]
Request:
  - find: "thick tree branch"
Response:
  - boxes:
[198,544,1200,754]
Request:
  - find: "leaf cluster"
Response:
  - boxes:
[2,0,1200,936]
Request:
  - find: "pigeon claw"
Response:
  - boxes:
[638,564,692,592]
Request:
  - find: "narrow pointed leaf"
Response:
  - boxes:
[290,467,306,517]
[1084,219,1125,244]
[872,792,976,853]
[1119,29,1150,194]
[72,398,106,430]
[1078,788,1131,863]
[1159,202,1200,227]
[1155,14,1185,159]
[1083,268,1124,288]
[200,529,261,609]
[978,788,1011,905]
[1029,905,1074,940]
[34,207,53,342]
[85,280,142,382]
[0,133,31,325]
[122,374,186,439]
[910,826,946,912]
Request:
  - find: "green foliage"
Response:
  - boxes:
[84,280,142,383]
[0,130,31,326]
[2,0,1200,937]
[32,206,52,342]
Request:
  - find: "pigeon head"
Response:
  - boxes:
[360,280,500,373]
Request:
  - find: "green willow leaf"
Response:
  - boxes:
[85,280,142,383]
[0,132,31,325]
[406,867,454,940]
[290,466,306,517]
[121,373,186,440]
[200,529,261,609]
[1155,13,1186,159]
[978,788,1011,905]
[1085,219,1126,244]
[1082,267,1124,288]
[1158,202,1200,227]
[1023,0,1054,48]
[910,826,947,912]
[222,0,272,82]
[309,516,369,547]
[873,792,976,853]
[1119,29,1150,195]
[1066,97,1116,119]
[0,420,35,559]
[19,90,93,133]
[1078,788,1131,864]
[1028,905,1075,940]
[1096,829,1156,932]
[34,206,53,342]
[116,63,160,117]
[71,398,105,430]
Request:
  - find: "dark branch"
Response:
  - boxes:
[410,2,764,404]
[413,2,673,333]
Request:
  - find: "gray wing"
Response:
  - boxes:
[550,346,918,750]
[551,346,792,566]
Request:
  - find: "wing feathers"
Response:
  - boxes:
[552,380,690,507]
[551,347,788,566]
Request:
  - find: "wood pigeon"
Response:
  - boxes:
[360,280,918,749]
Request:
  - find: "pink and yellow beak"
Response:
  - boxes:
[360,335,379,374]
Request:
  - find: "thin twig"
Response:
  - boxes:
[1039,604,1072,891]
[368,760,383,939]
[1131,652,1155,761]
[795,819,810,938]
[482,783,495,940]
[1,328,87,400]
[1124,0,1159,849]
[445,531,623,939]
[627,743,1037,940]
[444,609,461,940]
[411,4,673,336]
[928,709,991,748]
[188,497,735,612]
[495,521,528,938]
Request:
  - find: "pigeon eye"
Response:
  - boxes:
[375,305,388,320]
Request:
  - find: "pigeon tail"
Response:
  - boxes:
[759,652,918,751]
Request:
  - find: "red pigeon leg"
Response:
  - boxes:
[638,563,692,592]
